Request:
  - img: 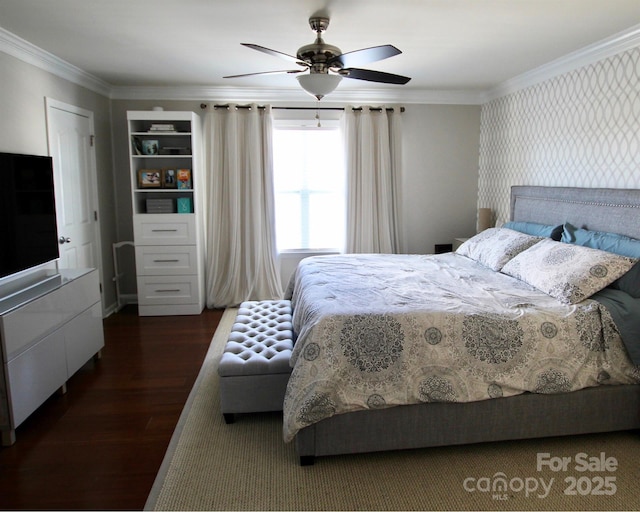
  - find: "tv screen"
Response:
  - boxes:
[0,152,59,280]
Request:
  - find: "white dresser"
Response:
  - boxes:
[0,268,104,445]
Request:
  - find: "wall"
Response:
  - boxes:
[479,46,640,225]
[402,104,481,252]
[110,100,481,291]
[0,52,117,312]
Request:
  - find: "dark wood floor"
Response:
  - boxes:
[0,305,223,511]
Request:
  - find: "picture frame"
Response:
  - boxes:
[162,169,177,188]
[138,169,162,188]
[177,168,192,189]
[142,139,159,155]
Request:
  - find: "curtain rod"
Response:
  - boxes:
[201,104,404,113]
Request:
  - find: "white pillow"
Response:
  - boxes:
[456,227,543,271]
[501,238,637,304]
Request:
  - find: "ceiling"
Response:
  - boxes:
[1,0,640,101]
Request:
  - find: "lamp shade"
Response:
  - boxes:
[477,208,493,233]
[297,73,342,100]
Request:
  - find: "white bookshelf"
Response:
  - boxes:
[127,111,205,316]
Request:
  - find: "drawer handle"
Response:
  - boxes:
[153,259,180,263]
[156,289,181,293]
[151,229,178,232]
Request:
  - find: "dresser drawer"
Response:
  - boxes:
[133,214,196,245]
[136,275,200,305]
[0,290,62,362]
[135,245,198,275]
[6,328,67,427]
[65,302,104,378]
[59,269,100,323]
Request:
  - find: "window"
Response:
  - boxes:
[272,121,345,252]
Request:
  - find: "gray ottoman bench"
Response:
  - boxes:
[218,300,294,424]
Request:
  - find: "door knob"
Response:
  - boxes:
[59,236,71,244]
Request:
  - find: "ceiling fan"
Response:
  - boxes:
[224,17,411,100]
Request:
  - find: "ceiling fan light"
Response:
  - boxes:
[297,73,342,100]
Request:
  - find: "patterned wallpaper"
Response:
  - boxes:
[478,46,640,226]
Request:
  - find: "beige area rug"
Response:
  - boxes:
[146,308,640,511]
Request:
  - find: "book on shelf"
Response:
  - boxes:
[149,123,176,132]
[159,146,190,155]
[177,197,192,214]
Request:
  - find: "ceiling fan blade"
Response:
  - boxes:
[224,69,305,79]
[342,68,411,85]
[241,43,308,66]
[329,45,401,69]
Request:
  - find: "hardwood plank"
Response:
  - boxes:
[0,305,223,510]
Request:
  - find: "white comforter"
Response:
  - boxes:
[283,253,639,442]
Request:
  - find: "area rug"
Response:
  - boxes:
[145,308,640,511]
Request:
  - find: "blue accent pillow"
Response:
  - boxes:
[561,223,640,298]
[503,221,563,241]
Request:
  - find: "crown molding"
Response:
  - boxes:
[109,84,486,105]
[0,27,112,97]
[484,23,640,102]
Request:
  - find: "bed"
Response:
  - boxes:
[284,186,640,465]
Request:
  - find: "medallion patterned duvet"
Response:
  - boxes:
[282,253,639,442]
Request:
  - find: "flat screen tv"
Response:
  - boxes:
[0,152,59,280]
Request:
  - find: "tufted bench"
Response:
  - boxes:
[218,300,294,424]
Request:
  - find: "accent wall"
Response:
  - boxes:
[479,46,640,225]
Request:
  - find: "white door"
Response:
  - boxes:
[45,99,100,272]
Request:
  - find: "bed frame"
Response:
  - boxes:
[294,186,640,465]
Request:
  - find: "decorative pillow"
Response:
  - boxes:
[503,221,564,241]
[501,238,638,305]
[561,223,640,298]
[561,222,640,257]
[455,227,543,271]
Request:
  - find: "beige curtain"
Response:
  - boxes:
[344,106,402,253]
[204,104,283,307]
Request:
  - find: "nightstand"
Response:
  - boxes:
[453,238,469,251]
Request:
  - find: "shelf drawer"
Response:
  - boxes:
[136,275,200,305]
[135,245,198,275]
[133,214,196,245]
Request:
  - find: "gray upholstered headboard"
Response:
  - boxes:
[510,186,640,240]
